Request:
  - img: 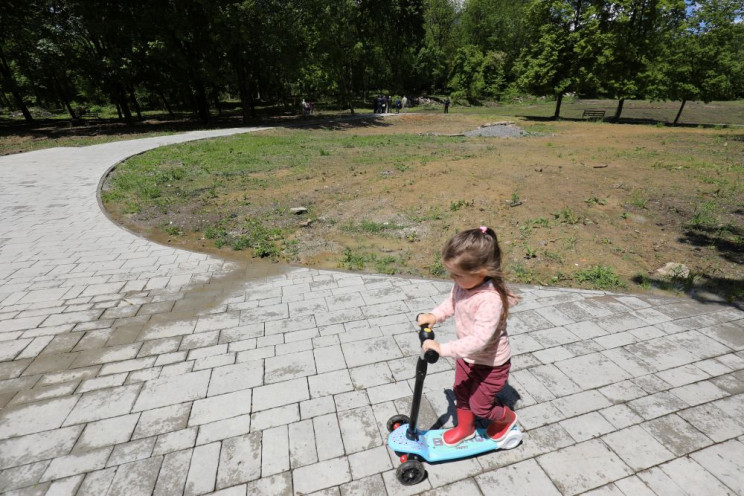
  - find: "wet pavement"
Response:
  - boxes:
[1,127,743,495]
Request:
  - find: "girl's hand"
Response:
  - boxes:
[417,313,436,328]
[422,339,441,355]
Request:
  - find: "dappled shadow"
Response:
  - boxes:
[681,224,744,266]
[0,108,393,151]
[630,273,743,309]
[515,114,744,128]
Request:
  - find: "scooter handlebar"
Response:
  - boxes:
[419,326,439,364]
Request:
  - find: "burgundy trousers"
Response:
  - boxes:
[453,358,511,421]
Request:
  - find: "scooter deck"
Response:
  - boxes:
[388,424,522,463]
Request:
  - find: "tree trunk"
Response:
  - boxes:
[129,87,143,120]
[612,98,625,123]
[115,86,133,122]
[0,48,33,121]
[343,65,354,115]
[158,91,174,116]
[553,92,563,119]
[116,104,122,120]
[673,99,686,126]
[212,92,221,116]
[194,81,210,124]
[236,63,250,124]
[53,77,77,119]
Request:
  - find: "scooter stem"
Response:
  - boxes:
[406,326,439,441]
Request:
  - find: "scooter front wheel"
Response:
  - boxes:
[386,414,410,432]
[396,459,426,485]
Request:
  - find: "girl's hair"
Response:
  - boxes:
[442,227,510,327]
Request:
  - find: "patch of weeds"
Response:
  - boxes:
[549,271,570,285]
[554,207,581,224]
[564,235,577,249]
[236,219,283,258]
[164,224,183,236]
[629,190,649,209]
[342,220,401,234]
[688,201,718,228]
[153,197,173,214]
[530,217,550,228]
[409,207,443,222]
[509,262,536,284]
[339,248,408,275]
[584,196,607,206]
[634,273,653,290]
[140,182,162,199]
[621,212,629,220]
[123,201,142,214]
[319,148,330,156]
[543,250,563,263]
[510,192,522,207]
[450,199,474,211]
[519,224,532,239]
[430,257,446,277]
[524,246,537,259]
[340,248,367,270]
[575,265,625,290]
[373,255,400,274]
[395,162,410,172]
[204,224,227,240]
[206,219,282,258]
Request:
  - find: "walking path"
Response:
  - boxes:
[1,128,743,496]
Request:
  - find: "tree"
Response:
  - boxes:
[0,0,42,121]
[514,0,600,118]
[647,0,744,124]
[414,0,459,92]
[593,0,686,122]
[313,0,364,112]
[460,0,531,71]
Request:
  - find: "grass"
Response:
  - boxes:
[95,105,744,300]
[575,265,625,290]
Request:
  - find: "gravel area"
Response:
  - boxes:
[465,122,526,138]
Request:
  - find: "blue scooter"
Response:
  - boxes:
[386,326,523,485]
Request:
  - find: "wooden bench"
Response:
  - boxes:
[582,109,605,121]
[75,107,101,120]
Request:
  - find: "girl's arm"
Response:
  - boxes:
[429,287,455,323]
[439,293,503,358]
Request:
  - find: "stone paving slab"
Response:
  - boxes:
[2,128,744,495]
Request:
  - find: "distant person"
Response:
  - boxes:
[401,95,408,112]
[386,95,391,113]
[395,98,401,113]
[444,97,450,114]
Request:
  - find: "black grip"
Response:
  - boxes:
[424,349,439,364]
[419,325,439,363]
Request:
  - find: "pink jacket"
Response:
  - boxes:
[431,279,515,366]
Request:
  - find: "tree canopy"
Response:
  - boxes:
[1,0,742,122]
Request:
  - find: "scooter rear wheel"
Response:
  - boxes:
[396,459,426,485]
[386,414,410,432]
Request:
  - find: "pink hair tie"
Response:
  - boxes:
[479,226,487,234]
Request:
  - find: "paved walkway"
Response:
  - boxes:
[1,129,743,496]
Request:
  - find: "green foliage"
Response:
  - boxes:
[575,265,625,290]
[341,220,401,234]
[553,207,581,224]
[2,0,742,129]
[449,199,474,211]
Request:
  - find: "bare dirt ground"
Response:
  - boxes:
[102,112,743,302]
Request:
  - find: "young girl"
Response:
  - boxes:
[418,226,518,446]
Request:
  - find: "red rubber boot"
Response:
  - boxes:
[443,408,476,446]
[486,406,517,442]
